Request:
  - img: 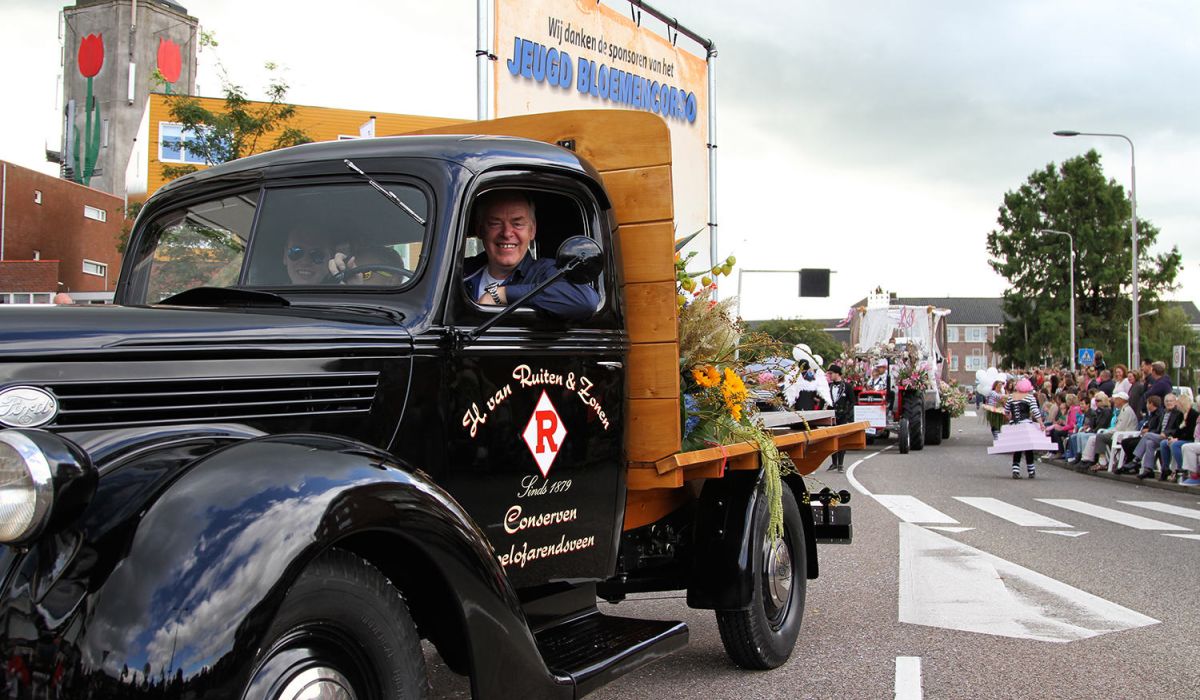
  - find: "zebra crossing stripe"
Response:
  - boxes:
[875,495,959,524]
[1036,499,1191,531]
[1118,501,1200,521]
[954,497,1071,528]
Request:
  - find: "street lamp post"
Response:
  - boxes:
[1126,308,1158,368]
[1039,229,1075,372]
[1053,130,1139,366]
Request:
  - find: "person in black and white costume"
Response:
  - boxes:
[824,363,855,472]
[1004,378,1044,479]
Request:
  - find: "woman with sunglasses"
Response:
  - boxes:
[283,229,334,284]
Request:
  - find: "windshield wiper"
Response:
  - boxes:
[343,159,426,226]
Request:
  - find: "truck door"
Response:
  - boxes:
[442,179,625,589]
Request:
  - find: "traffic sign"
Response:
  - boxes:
[1077,348,1095,367]
[1173,345,1187,368]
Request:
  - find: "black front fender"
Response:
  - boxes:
[2,433,564,698]
[686,471,816,610]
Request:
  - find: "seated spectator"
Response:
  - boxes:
[1088,391,1138,471]
[1118,394,1164,474]
[1068,393,1111,465]
[1159,392,1197,481]
[1049,393,1081,452]
[1128,394,1176,477]
[1180,402,1200,486]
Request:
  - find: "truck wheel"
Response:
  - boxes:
[897,418,910,454]
[941,412,952,439]
[925,410,943,445]
[244,549,428,700]
[905,395,925,451]
[715,485,807,670]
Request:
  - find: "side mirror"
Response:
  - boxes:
[556,236,604,284]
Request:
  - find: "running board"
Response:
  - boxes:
[535,612,687,697]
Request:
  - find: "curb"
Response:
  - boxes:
[1044,458,1198,494]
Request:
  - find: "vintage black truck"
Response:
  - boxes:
[0,110,862,698]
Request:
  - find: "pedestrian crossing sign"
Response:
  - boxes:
[1078,348,1095,366]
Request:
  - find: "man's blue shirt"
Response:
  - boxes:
[463,252,599,321]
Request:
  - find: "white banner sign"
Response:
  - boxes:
[493,0,711,255]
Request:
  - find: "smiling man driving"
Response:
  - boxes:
[462,190,599,321]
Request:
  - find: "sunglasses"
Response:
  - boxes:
[287,246,330,264]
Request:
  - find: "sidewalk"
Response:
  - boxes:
[1044,457,1199,494]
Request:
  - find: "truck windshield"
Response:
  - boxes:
[137,182,429,302]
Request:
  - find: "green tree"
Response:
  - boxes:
[746,319,844,364]
[985,150,1183,367]
[1140,305,1199,382]
[160,43,311,180]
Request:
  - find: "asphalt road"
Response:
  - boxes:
[430,415,1200,698]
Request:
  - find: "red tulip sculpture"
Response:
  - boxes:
[157,38,182,92]
[74,34,104,185]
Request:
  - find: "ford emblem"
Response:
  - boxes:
[0,386,60,428]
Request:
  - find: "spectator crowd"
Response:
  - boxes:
[980,353,1199,486]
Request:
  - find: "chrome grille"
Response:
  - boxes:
[43,372,380,429]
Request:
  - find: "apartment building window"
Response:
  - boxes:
[0,293,52,304]
[159,122,211,164]
[965,326,988,343]
[33,190,42,204]
[84,205,107,222]
[950,355,959,371]
[82,259,108,277]
[965,355,987,371]
[946,326,959,342]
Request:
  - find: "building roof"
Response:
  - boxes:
[848,296,1007,325]
[1168,300,1200,325]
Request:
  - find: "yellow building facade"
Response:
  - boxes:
[127,94,464,198]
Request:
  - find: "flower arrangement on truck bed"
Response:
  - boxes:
[674,244,791,539]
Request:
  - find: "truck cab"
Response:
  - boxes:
[0,111,860,698]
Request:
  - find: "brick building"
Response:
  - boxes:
[0,160,124,303]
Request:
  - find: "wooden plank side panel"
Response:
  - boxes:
[628,343,679,400]
[404,110,671,172]
[626,397,681,463]
[601,165,674,225]
[616,221,675,284]
[623,488,693,531]
[625,281,678,344]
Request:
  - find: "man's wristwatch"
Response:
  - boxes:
[485,282,504,305]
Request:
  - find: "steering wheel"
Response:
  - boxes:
[335,264,414,285]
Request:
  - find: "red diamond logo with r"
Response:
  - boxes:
[522,391,567,478]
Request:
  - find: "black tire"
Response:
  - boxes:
[897,418,910,454]
[925,410,943,446]
[715,484,807,670]
[244,549,428,700]
[941,411,952,439]
[905,393,925,451]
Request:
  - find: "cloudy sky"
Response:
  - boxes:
[3,0,1196,320]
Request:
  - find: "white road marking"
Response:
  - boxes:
[927,526,974,533]
[1040,530,1088,537]
[1119,501,1200,521]
[895,656,923,700]
[1037,499,1191,531]
[844,445,891,498]
[1163,534,1200,541]
[899,523,1158,642]
[875,495,959,524]
[964,410,977,417]
[955,497,1072,528]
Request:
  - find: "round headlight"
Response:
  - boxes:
[0,432,54,542]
